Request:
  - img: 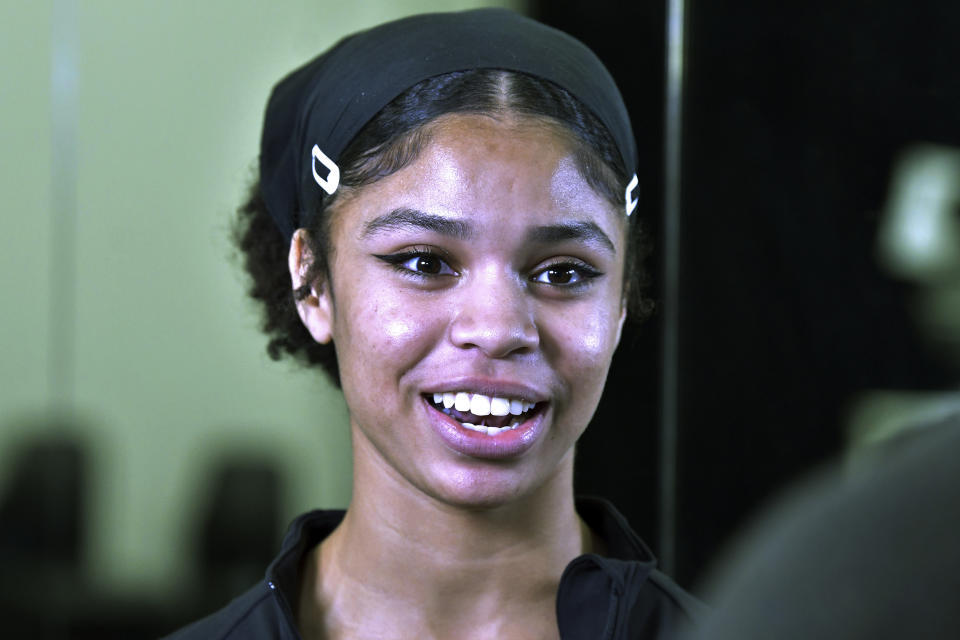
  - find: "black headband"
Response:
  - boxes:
[259,8,639,242]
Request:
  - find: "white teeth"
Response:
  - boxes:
[459,421,522,436]
[433,391,538,418]
[470,394,491,416]
[485,423,520,436]
[490,397,510,416]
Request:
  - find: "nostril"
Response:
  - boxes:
[449,322,539,357]
[450,312,540,357]
[447,283,539,356]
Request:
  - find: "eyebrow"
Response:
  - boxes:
[362,208,615,254]
[362,208,473,240]
[526,221,616,254]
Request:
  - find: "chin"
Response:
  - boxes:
[418,456,566,513]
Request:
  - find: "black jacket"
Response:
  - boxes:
[164,497,704,639]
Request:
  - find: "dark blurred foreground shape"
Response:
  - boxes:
[0,430,283,638]
[685,419,960,639]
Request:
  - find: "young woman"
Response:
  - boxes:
[168,8,702,639]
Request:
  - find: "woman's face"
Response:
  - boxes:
[293,114,628,508]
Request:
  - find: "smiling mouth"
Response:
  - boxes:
[426,391,542,436]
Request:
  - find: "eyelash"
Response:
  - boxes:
[374,250,603,288]
[374,249,458,279]
[531,260,603,287]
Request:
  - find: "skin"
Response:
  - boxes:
[876,144,960,366]
[289,113,628,639]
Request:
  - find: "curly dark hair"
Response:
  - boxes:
[235,69,652,387]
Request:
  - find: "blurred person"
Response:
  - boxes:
[846,144,960,453]
[683,144,960,639]
[164,9,703,640]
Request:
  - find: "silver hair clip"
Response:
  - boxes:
[625,173,638,217]
[311,144,340,195]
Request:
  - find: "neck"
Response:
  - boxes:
[298,428,589,639]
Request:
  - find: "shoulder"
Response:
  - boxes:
[615,566,706,640]
[558,554,706,640]
[687,421,960,639]
[564,498,707,639]
[161,581,294,640]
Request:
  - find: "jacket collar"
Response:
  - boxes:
[557,497,659,639]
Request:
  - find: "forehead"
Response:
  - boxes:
[330,113,621,231]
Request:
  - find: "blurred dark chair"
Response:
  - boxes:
[192,456,284,609]
[0,437,86,575]
[0,433,88,637]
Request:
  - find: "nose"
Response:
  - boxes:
[448,267,539,358]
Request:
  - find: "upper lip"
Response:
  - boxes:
[420,377,549,403]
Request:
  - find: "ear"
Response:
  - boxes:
[614,301,627,347]
[288,228,333,344]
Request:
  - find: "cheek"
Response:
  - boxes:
[334,287,443,381]
[381,311,420,343]
[579,326,605,355]
[546,300,622,383]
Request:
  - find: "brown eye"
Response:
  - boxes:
[415,255,443,274]
[544,267,574,284]
[386,252,456,277]
[532,261,602,287]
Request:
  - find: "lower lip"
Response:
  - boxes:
[423,398,547,460]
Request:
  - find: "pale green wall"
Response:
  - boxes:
[1,0,521,598]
